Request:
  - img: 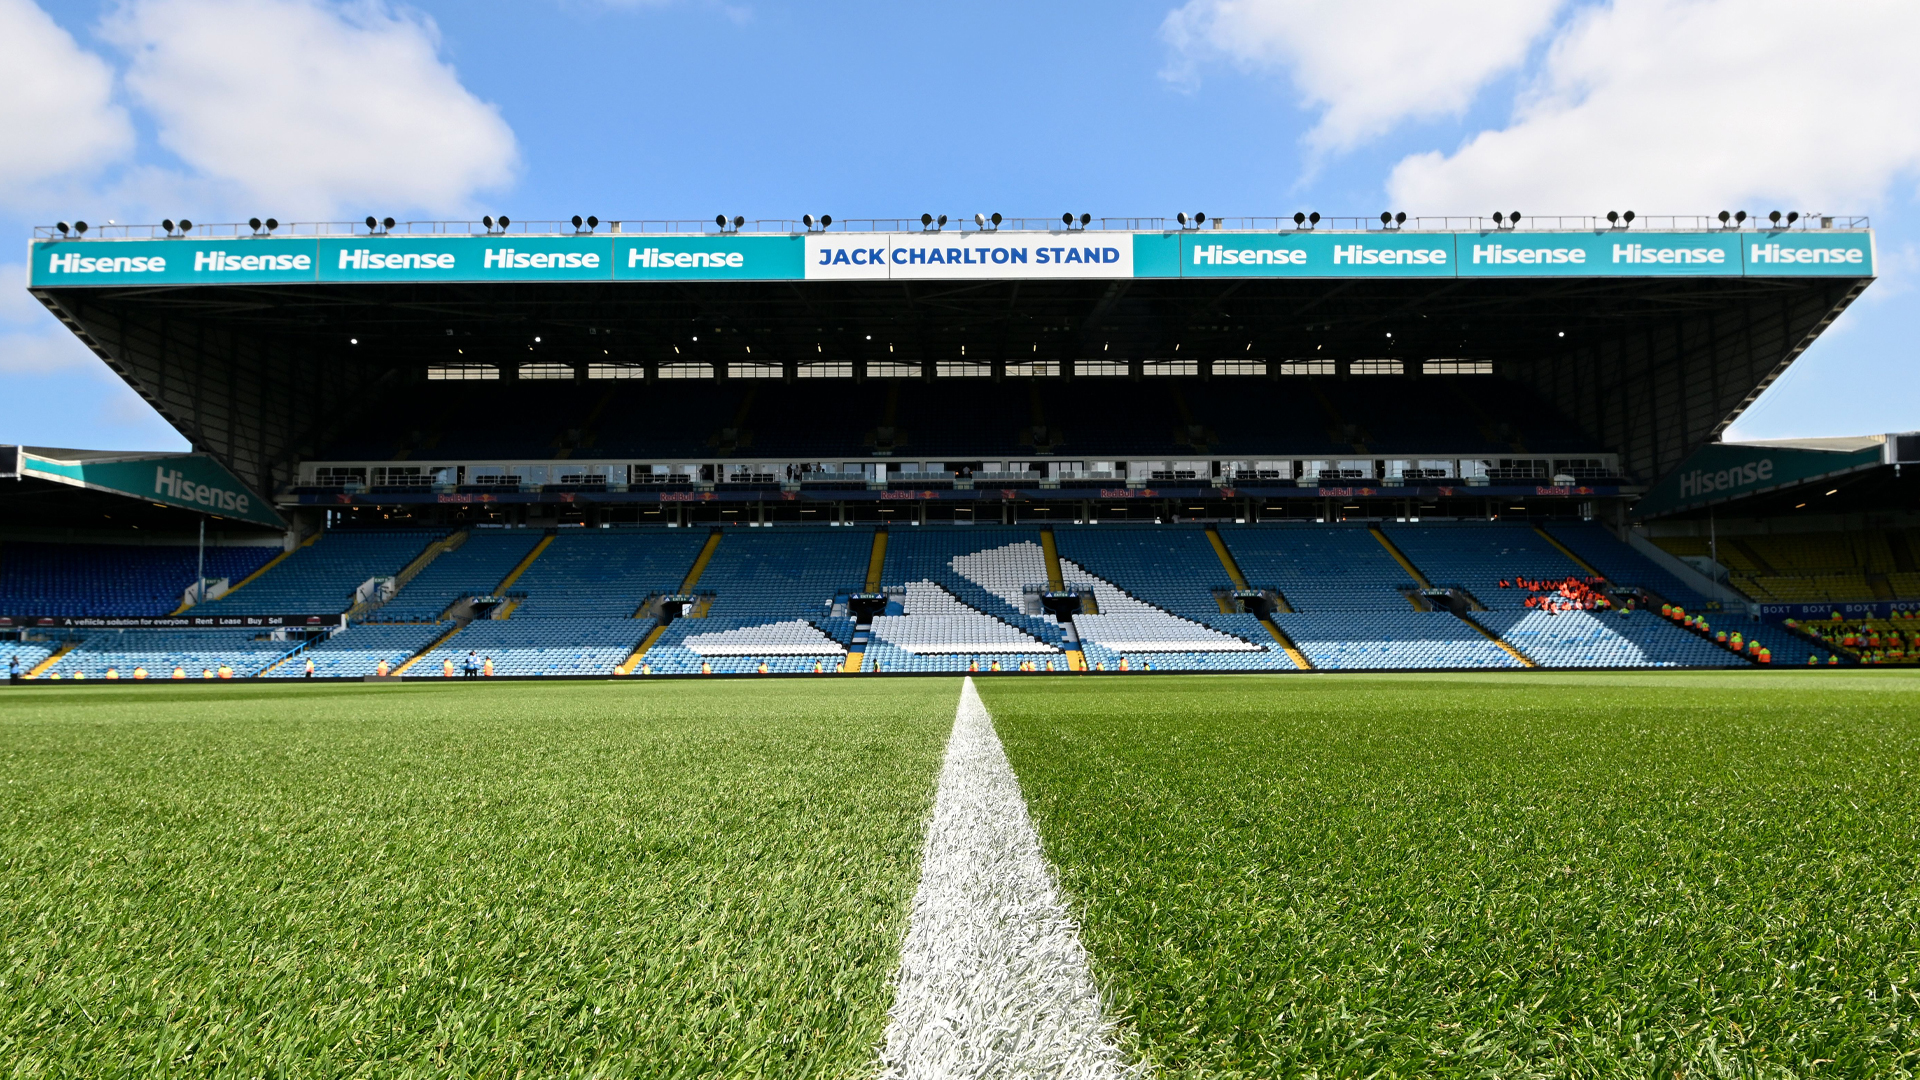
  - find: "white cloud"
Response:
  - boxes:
[0,263,97,375]
[102,0,519,218]
[1387,0,1920,213]
[1161,0,1566,152]
[0,0,134,200]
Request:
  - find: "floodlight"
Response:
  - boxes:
[1509,211,1521,225]
[1734,210,1747,224]
[1606,211,1619,224]
[1079,213,1091,227]
[484,215,495,230]
[1394,212,1406,226]
[498,215,510,228]
[1195,212,1206,225]
[177,219,191,232]
[1062,212,1073,226]
[922,213,934,227]
[366,216,378,230]
[1622,210,1635,224]
[1492,212,1504,226]
[1786,211,1799,225]
[1177,212,1189,226]
[265,218,278,232]
[1308,212,1320,225]
[1382,211,1393,225]
[975,212,986,227]
[249,217,262,232]
[56,222,69,235]
[991,212,1002,226]
[572,215,584,229]
[937,214,947,227]
[716,214,727,227]
[820,214,831,227]
[161,219,174,233]
[1768,210,1782,224]
[382,217,395,230]
[1293,212,1306,226]
[804,214,815,228]
[733,215,745,229]
[1718,210,1731,224]
[75,221,88,234]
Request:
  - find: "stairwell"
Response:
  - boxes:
[171,533,318,615]
[1372,526,1535,668]
[1205,525,1310,669]
[619,528,725,675]
[842,529,889,673]
[1038,527,1087,671]
[347,529,471,621]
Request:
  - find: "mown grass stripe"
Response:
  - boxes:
[879,677,1140,1079]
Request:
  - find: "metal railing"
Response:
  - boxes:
[34,213,1871,240]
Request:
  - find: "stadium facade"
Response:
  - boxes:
[9,213,1911,680]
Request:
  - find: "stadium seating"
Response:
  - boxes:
[194,530,444,614]
[882,528,1068,647]
[1272,612,1522,669]
[375,529,546,621]
[2,640,54,675]
[1474,610,1745,668]
[50,629,301,678]
[0,541,278,616]
[415,618,643,678]
[870,581,1058,654]
[1382,523,1586,610]
[267,623,448,678]
[1217,523,1419,610]
[509,529,711,618]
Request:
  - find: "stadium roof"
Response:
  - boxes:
[26,216,1875,506]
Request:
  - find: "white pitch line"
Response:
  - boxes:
[878,677,1143,1080]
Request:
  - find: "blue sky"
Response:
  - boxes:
[4,0,1916,452]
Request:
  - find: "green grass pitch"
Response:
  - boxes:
[985,671,1920,1078]
[5,671,1920,1077]
[0,680,952,1078]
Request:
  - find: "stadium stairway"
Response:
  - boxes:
[1204,524,1310,668]
[841,528,889,673]
[350,528,473,621]
[618,528,725,675]
[1037,528,1087,671]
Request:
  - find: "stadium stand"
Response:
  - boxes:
[1650,529,1920,604]
[3,639,54,676]
[1474,610,1745,668]
[51,629,301,679]
[1272,612,1522,669]
[414,618,643,678]
[193,530,444,614]
[268,623,446,679]
[509,529,711,618]
[0,541,277,616]
[1382,523,1586,610]
[373,529,546,621]
[1217,523,1420,610]
[639,528,870,675]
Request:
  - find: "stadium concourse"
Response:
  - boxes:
[5,518,1837,680]
[5,212,1895,679]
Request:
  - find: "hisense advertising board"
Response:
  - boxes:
[28,228,1874,287]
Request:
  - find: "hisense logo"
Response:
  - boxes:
[195,251,312,272]
[338,249,455,270]
[155,467,250,513]
[485,248,601,269]
[1678,458,1773,499]
[1335,245,1447,265]
[1612,244,1725,265]
[1472,244,1584,265]
[631,248,744,269]
[1191,245,1306,266]
[45,252,167,274]
[1749,243,1864,265]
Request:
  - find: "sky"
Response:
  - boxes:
[2,0,1916,453]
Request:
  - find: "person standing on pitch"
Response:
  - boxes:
[305,655,316,678]
[8,653,20,684]
[463,650,479,678]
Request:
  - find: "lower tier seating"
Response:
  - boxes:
[414,618,643,677]
[1273,612,1523,669]
[48,630,300,678]
[1474,610,1743,668]
[267,623,450,678]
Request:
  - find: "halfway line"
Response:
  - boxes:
[877,677,1141,1079]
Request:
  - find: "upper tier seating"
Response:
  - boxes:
[1652,529,1920,604]
[311,376,1608,464]
[1382,523,1586,611]
[509,529,711,618]
[871,581,1057,654]
[0,542,277,616]
[377,529,546,621]
[193,530,444,614]
[1217,523,1418,611]
[1545,523,1707,605]
[694,529,874,623]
